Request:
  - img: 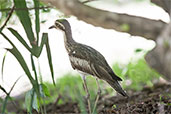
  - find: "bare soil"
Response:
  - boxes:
[2,83,170,114]
[15,83,171,114]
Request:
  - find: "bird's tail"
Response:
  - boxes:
[106,80,129,97]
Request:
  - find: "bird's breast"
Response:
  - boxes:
[69,56,93,75]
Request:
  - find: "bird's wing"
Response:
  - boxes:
[91,63,122,81]
[69,50,94,76]
[104,65,122,81]
[82,45,122,81]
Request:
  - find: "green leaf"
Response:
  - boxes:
[33,0,40,44]
[1,95,9,114]
[40,84,50,97]
[0,0,12,24]
[0,85,8,95]
[25,89,33,113]
[75,87,87,114]
[13,0,35,47]
[25,89,40,113]
[120,24,130,32]
[0,31,15,48]
[31,55,38,80]
[135,48,143,53]
[7,47,35,85]
[7,27,40,57]
[9,76,22,95]
[0,32,38,93]
[35,33,55,85]
[1,77,21,114]
[8,28,32,52]
[45,34,55,85]
[7,47,41,98]
[32,93,40,112]
[112,104,117,109]
[1,51,7,81]
[31,55,40,99]
[33,33,48,57]
[25,84,50,113]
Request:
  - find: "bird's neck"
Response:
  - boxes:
[63,29,76,52]
[64,29,76,44]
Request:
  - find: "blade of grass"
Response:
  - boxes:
[30,54,40,100]
[0,33,33,83]
[31,55,38,82]
[31,55,47,113]
[45,34,55,85]
[1,51,7,81]
[26,87,44,113]
[7,47,35,86]
[25,88,35,113]
[75,87,87,114]
[13,0,35,47]
[25,88,41,113]
[0,85,8,95]
[34,33,55,85]
[33,0,40,45]
[1,94,9,114]
[9,76,22,95]
[38,59,43,83]
[1,76,21,114]
[0,31,16,48]
[8,27,32,52]
[34,33,48,57]
[30,90,35,114]
[0,32,39,94]
[7,28,40,58]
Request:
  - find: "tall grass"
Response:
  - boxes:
[0,0,54,113]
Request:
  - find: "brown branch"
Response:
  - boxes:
[82,0,98,4]
[145,21,171,81]
[0,6,15,32]
[40,0,166,40]
[151,0,171,15]
[0,6,51,12]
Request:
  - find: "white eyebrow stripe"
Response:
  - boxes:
[55,21,65,30]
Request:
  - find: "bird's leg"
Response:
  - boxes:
[82,75,92,114]
[93,78,101,113]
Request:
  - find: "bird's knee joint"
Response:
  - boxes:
[97,89,101,95]
[86,93,90,99]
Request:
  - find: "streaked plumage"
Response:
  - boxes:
[49,19,128,97]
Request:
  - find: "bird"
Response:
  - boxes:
[49,19,128,113]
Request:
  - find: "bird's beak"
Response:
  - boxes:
[49,25,56,29]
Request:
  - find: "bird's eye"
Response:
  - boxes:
[55,21,65,30]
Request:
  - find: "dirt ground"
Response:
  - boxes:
[15,83,171,114]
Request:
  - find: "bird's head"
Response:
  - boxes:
[49,19,70,31]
